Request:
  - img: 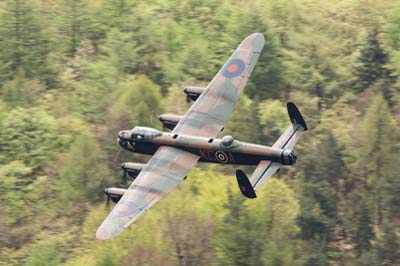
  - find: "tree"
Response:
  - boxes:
[385,7,400,50]
[298,133,344,243]
[383,153,400,220]
[0,0,51,83]
[60,0,92,54]
[356,95,397,224]
[235,6,286,100]
[0,108,61,168]
[375,221,400,266]
[347,190,374,257]
[59,130,111,202]
[25,243,61,266]
[353,29,397,94]
[164,213,215,266]
[223,95,261,143]
[107,75,164,131]
[216,188,263,266]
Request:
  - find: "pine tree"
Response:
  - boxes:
[353,29,397,93]
[0,0,50,83]
[348,190,374,256]
[375,221,400,265]
[216,188,263,266]
[61,0,91,55]
[298,133,344,242]
[357,95,397,225]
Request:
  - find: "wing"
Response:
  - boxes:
[172,33,265,138]
[96,146,199,240]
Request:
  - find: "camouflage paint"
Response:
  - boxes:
[96,33,266,240]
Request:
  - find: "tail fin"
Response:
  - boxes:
[237,103,307,196]
[272,102,307,150]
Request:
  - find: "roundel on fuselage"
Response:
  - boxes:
[221,59,245,78]
[215,150,229,163]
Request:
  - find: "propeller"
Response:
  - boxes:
[121,167,128,185]
[104,188,111,210]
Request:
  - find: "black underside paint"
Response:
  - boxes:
[121,141,280,166]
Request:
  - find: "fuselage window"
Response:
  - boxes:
[208,138,214,143]
[173,134,178,139]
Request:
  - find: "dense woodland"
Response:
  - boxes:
[0,0,400,265]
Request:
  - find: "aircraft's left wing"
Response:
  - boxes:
[172,33,265,138]
[96,146,199,240]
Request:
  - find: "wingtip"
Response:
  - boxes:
[96,222,124,240]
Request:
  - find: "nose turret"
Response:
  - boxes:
[118,130,131,140]
[117,130,135,151]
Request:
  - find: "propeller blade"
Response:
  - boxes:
[105,191,111,210]
[122,168,128,185]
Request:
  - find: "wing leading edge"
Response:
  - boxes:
[96,146,199,240]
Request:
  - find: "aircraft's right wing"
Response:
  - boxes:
[172,33,265,138]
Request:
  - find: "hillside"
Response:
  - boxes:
[0,0,399,265]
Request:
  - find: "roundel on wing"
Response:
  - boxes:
[221,59,245,78]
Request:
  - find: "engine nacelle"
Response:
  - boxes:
[121,162,145,179]
[183,86,205,101]
[104,187,126,203]
[158,114,183,130]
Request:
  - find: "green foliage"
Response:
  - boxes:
[108,75,164,130]
[25,243,61,266]
[0,0,399,265]
[0,161,32,225]
[59,130,111,202]
[0,108,61,168]
[375,221,400,265]
[353,29,397,93]
[97,253,118,266]
[217,179,301,266]
[385,7,400,50]
[0,0,51,83]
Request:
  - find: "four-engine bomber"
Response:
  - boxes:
[97,33,308,240]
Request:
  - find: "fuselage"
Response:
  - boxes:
[118,127,295,166]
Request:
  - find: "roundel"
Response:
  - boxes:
[215,150,229,163]
[221,59,245,78]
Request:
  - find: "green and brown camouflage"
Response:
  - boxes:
[172,33,265,137]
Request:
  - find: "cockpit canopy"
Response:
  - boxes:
[130,126,162,141]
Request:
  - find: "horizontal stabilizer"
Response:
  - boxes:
[249,161,282,191]
[236,170,257,198]
[238,102,308,195]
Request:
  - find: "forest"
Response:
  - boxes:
[0,0,399,265]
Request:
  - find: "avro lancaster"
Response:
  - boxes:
[97,33,308,240]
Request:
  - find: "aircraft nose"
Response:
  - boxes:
[118,130,130,140]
